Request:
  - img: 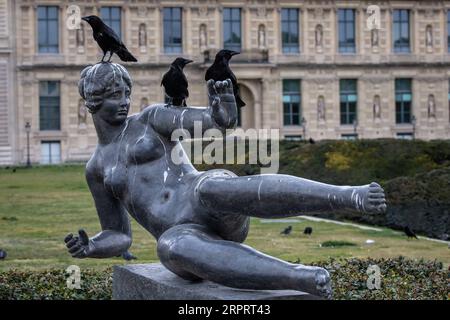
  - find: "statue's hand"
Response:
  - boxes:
[64,229,91,259]
[207,79,237,128]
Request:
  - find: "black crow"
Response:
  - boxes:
[280,226,292,235]
[308,138,315,144]
[205,49,246,108]
[304,226,313,235]
[404,226,418,239]
[0,249,6,260]
[161,57,193,107]
[82,15,137,63]
[122,251,137,261]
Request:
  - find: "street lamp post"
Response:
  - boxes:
[25,122,31,168]
[411,115,417,140]
[301,117,307,140]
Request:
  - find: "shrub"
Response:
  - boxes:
[0,257,447,300]
[321,241,357,247]
[313,256,448,300]
[0,268,112,300]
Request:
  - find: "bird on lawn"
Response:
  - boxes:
[205,49,246,108]
[404,226,418,239]
[0,249,7,260]
[308,138,316,144]
[161,57,193,107]
[304,226,313,235]
[280,226,292,235]
[82,15,137,63]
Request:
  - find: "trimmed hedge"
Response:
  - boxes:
[0,268,112,300]
[194,139,450,185]
[313,256,448,300]
[0,257,447,300]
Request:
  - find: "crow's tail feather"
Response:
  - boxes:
[117,47,137,62]
[235,94,246,108]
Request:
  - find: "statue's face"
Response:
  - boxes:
[96,84,131,126]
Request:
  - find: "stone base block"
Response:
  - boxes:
[113,263,319,300]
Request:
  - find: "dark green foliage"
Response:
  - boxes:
[194,139,450,185]
[321,241,357,248]
[0,257,447,300]
[313,256,448,300]
[0,268,112,300]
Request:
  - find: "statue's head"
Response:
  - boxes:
[78,62,132,125]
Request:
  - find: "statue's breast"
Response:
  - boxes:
[127,133,166,165]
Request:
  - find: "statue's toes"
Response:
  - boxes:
[315,269,332,299]
[365,183,386,214]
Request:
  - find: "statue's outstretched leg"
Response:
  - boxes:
[157,223,332,298]
[196,174,386,218]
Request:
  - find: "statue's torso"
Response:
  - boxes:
[86,114,249,241]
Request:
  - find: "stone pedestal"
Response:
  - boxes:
[113,263,319,300]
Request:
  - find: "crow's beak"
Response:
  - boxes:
[81,17,88,22]
[185,59,194,65]
[231,51,240,56]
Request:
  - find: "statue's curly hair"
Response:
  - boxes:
[78,62,132,114]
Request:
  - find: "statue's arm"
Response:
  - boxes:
[64,165,132,259]
[145,79,237,139]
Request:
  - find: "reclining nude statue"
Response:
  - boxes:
[64,62,387,299]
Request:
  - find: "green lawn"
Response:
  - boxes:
[0,165,448,272]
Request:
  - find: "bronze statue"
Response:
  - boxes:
[65,62,387,299]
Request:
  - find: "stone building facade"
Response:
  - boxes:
[1,0,450,165]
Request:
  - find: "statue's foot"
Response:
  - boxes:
[353,182,387,214]
[292,265,332,299]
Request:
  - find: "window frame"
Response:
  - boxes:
[163,7,183,54]
[338,9,356,54]
[223,8,242,52]
[393,9,411,53]
[340,79,358,125]
[282,79,302,126]
[447,10,450,52]
[100,6,122,38]
[39,81,61,131]
[395,79,412,124]
[281,8,300,54]
[40,141,61,164]
[37,6,59,54]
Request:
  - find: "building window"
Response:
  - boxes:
[41,141,61,164]
[395,79,412,123]
[285,135,303,141]
[100,7,121,38]
[341,134,358,140]
[396,133,413,140]
[447,11,450,52]
[39,81,60,131]
[223,8,241,52]
[37,6,59,53]
[281,8,299,53]
[283,80,301,126]
[338,9,356,53]
[393,9,410,53]
[340,79,357,125]
[163,8,182,53]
